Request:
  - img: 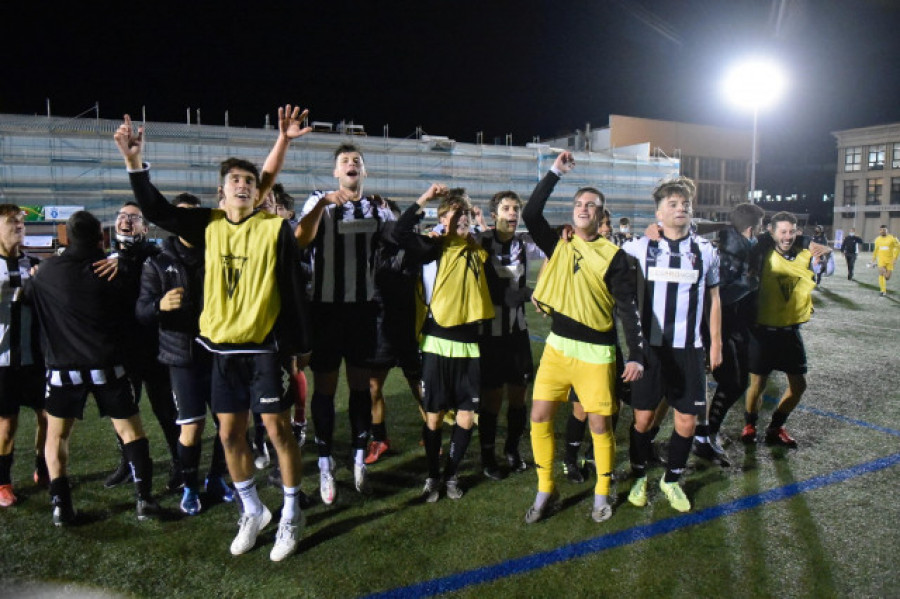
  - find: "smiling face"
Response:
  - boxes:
[219,167,260,215]
[115,204,147,237]
[572,191,603,235]
[333,151,366,192]
[771,219,797,254]
[656,192,692,236]
[0,210,25,256]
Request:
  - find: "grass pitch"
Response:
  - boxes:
[1,253,898,598]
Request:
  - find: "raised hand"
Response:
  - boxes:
[278,104,312,140]
[113,114,143,169]
[417,183,448,206]
[553,151,575,174]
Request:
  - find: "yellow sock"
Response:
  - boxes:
[530,420,555,493]
[591,430,615,496]
[879,275,887,293]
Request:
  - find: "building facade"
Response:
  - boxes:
[548,114,754,221]
[832,123,900,240]
[0,113,678,246]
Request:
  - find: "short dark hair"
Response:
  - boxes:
[0,204,22,219]
[652,176,696,205]
[219,158,260,185]
[729,203,765,233]
[770,211,797,227]
[437,188,471,220]
[272,183,294,212]
[172,193,201,208]
[601,209,612,225]
[619,217,630,226]
[574,186,605,207]
[120,200,142,211]
[880,224,888,228]
[66,210,102,248]
[334,143,362,161]
[489,190,521,215]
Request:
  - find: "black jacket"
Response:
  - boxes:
[112,237,162,364]
[24,245,129,369]
[136,236,204,366]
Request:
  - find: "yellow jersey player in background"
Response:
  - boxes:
[872,224,900,297]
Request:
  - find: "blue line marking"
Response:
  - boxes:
[362,452,900,599]
[788,403,900,437]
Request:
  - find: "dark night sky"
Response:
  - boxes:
[3,0,900,193]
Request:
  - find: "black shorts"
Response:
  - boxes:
[210,352,291,415]
[170,349,213,425]
[630,346,707,416]
[368,300,422,374]
[421,352,480,414]
[0,365,45,416]
[45,368,138,420]
[309,302,379,372]
[749,326,808,376]
[479,330,534,389]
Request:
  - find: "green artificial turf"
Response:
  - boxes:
[1,253,898,598]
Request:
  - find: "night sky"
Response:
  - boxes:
[3,0,900,194]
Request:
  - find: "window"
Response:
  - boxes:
[893,143,900,169]
[697,182,721,206]
[724,159,746,182]
[868,144,885,170]
[866,178,882,205]
[698,157,719,181]
[892,178,900,205]
[680,156,696,179]
[844,146,862,172]
[843,180,858,206]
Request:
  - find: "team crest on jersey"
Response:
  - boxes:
[573,248,584,274]
[776,275,798,302]
[221,254,248,298]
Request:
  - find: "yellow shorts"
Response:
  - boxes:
[532,344,616,415]
[876,260,894,271]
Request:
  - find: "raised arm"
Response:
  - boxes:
[395,183,447,264]
[114,115,210,244]
[523,152,575,257]
[295,188,356,248]
[257,105,312,207]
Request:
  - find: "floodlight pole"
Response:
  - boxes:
[750,105,758,200]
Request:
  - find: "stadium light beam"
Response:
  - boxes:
[723,58,787,198]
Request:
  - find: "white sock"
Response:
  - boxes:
[282,484,301,522]
[593,494,610,509]
[354,449,365,466]
[234,478,263,516]
[533,491,551,509]
[318,456,332,472]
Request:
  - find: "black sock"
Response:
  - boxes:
[371,422,388,442]
[504,405,527,455]
[629,425,651,478]
[695,422,709,438]
[348,389,372,450]
[708,389,737,436]
[34,454,48,480]
[769,409,789,430]
[478,411,498,461]
[423,425,442,479]
[208,431,228,478]
[649,425,661,441]
[177,441,201,490]
[444,424,473,479]
[123,438,153,500]
[564,415,586,464]
[311,392,335,458]
[0,453,12,485]
[664,431,693,483]
[745,411,759,426]
[50,476,72,506]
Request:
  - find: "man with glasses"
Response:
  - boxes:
[94,202,181,492]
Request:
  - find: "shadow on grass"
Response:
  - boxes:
[813,286,864,310]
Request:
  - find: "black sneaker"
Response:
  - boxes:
[268,465,283,487]
[166,461,184,493]
[563,461,585,484]
[104,459,133,488]
[505,451,528,473]
[51,498,77,527]
[136,497,161,521]
[482,457,503,481]
[693,439,730,466]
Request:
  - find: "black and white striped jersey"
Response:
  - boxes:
[477,230,544,337]
[1,253,41,367]
[623,234,719,349]
[300,191,396,304]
